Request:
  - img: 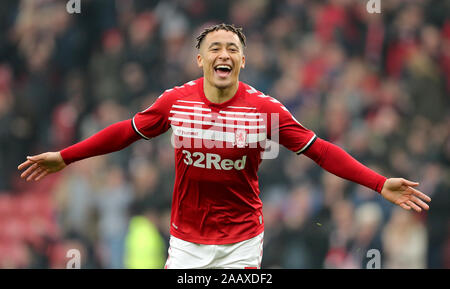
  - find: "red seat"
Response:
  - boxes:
[0,241,30,268]
[1,216,27,242]
[0,194,13,217]
[15,194,39,217]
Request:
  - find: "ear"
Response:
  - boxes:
[241,54,246,69]
[197,53,203,68]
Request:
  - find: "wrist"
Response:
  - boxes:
[378,177,388,194]
[58,151,68,166]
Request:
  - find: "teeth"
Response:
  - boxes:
[216,65,231,70]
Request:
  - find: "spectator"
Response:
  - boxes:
[382,207,427,268]
[95,165,133,269]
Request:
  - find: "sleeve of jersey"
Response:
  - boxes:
[264,98,317,154]
[303,137,387,193]
[132,92,172,140]
[60,119,141,165]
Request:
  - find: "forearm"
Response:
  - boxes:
[60,119,141,165]
[303,138,387,193]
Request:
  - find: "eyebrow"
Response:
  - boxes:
[208,42,240,50]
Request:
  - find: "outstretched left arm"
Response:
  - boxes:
[303,137,431,212]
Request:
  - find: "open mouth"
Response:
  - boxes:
[214,64,232,78]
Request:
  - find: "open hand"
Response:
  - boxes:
[381,178,431,212]
[18,152,67,182]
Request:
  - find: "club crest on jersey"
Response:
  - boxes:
[235,129,247,148]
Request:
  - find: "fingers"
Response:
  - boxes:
[18,153,45,171]
[18,160,31,171]
[31,168,49,182]
[406,200,422,212]
[22,163,50,182]
[26,166,44,182]
[401,179,432,212]
[27,154,45,162]
[20,162,39,180]
[35,170,49,181]
[18,152,61,182]
[18,159,35,171]
[410,195,429,211]
[399,203,411,210]
[401,178,419,187]
[409,187,431,203]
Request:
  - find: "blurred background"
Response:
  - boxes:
[0,0,449,269]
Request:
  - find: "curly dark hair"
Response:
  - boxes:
[195,23,246,50]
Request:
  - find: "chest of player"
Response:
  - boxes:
[168,103,267,170]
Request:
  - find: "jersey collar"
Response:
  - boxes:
[198,77,245,109]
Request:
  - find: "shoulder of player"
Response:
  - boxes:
[240,82,284,112]
[159,79,201,102]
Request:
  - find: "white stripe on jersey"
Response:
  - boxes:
[219,111,261,116]
[296,134,317,154]
[217,116,263,122]
[169,117,266,130]
[226,106,256,110]
[172,105,211,111]
[170,110,212,118]
[171,125,266,144]
[176,100,205,104]
[132,117,150,140]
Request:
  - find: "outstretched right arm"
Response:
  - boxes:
[18,85,178,182]
[18,119,141,181]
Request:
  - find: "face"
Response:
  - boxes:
[197,30,245,89]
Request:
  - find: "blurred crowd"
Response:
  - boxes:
[0,0,449,269]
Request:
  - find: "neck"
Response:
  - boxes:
[203,78,239,104]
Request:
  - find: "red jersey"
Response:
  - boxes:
[132,77,316,244]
